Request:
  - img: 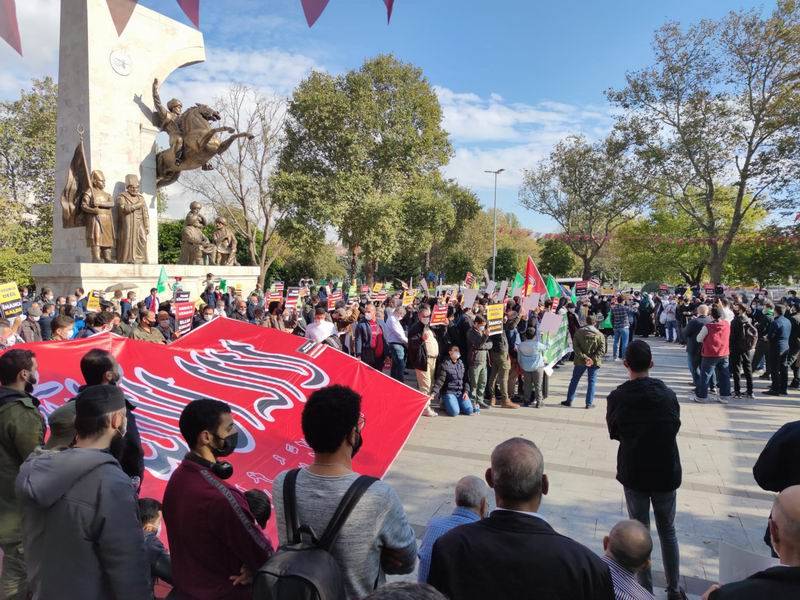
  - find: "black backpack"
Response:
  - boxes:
[253,469,377,600]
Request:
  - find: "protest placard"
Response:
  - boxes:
[269,292,282,303]
[175,302,195,334]
[373,291,387,302]
[575,281,589,296]
[285,287,301,310]
[360,285,370,294]
[86,290,102,312]
[174,290,191,304]
[460,288,478,309]
[271,281,284,293]
[485,281,496,295]
[327,290,342,311]
[402,291,416,306]
[540,314,572,375]
[497,280,509,301]
[430,304,448,326]
[486,303,504,335]
[372,282,383,294]
[521,293,540,314]
[540,311,562,335]
[0,282,22,319]
[464,271,475,286]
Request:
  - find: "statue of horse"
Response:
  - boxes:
[155,103,253,188]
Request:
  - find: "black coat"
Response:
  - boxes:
[753,420,800,493]
[709,566,800,599]
[407,321,431,371]
[427,510,614,600]
[606,377,682,492]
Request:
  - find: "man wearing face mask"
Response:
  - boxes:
[15,384,151,600]
[467,316,493,411]
[18,305,43,343]
[273,385,417,599]
[79,349,144,486]
[0,350,44,600]
[193,304,216,329]
[50,315,75,342]
[408,306,439,417]
[163,399,273,600]
[130,309,167,344]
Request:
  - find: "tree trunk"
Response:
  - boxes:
[581,256,592,280]
[708,255,725,286]
[365,258,376,285]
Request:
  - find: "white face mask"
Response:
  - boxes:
[365,313,375,321]
[66,330,75,340]
[451,352,460,361]
[31,316,40,322]
[68,301,77,307]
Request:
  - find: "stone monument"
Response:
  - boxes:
[32,0,260,298]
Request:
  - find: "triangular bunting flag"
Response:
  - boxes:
[0,0,22,55]
[384,0,394,22]
[176,0,200,27]
[106,0,139,36]
[300,0,330,27]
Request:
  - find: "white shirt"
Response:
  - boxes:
[383,314,408,345]
[305,319,337,343]
[493,508,548,523]
[723,307,734,322]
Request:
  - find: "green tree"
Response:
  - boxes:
[273,54,453,283]
[519,135,646,280]
[158,220,183,264]
[488,247,519,281]
[0,77,57,252]
[727,226,800,287]
[538,239,576,277]
[608,2,800,284]
[0,249,51,286]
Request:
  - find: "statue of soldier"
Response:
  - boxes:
[152,78,184,166]
[116,175,149,264]
[212,217,238,266]
[81,170,116,263]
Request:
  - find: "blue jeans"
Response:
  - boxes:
[624,488,680,594]
[565,364,599,406]
[665,320,676,342]
[698,356,731,399]
[441,392,474,417]
[613,328,629,359]
[389,343,406,382]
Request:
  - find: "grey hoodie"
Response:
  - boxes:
[15,447,152,600]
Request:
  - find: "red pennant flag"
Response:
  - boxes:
[523,255,547,297]
[176,0,200,27]
[106,0,138,36]
[0,0,22,55]
[384,0,394,22]
[301,0,330,26]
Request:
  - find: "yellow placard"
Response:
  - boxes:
[486,303,505,335]
[86,290,102,312]
[0,282,20,304]
[372,282,384,294]
[402,291,416,306]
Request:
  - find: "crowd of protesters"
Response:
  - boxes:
[1,279,800,599]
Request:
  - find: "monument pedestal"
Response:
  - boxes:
[32,263,262,300]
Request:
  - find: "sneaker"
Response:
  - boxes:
[613,357,620,362]
[477,400,491,409]
[422,407,438,417]
[763,389,782,396]
[560,400,572,407]
[717,396,731,404]
[501,400,520,409]
[693,396,706,403]
[743,392,754,400]
[667,589,688,600]
[686,393,697,402]
[585,404,596,409]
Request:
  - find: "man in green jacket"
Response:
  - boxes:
[0,349,45,600]
[561,315,605,409]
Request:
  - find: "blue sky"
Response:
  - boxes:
[2,0,767,228]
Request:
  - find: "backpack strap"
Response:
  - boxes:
[318,475,378,551]
[283,468,302,544]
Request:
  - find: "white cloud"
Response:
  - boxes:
[436,86,615,192]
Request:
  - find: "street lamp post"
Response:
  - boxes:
[484,168,505,281]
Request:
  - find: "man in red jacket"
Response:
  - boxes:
[163,399,273,599]
[695,306,732,404]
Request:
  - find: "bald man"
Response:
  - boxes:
[703,485,800,599]
[602,520,655,600]
[417,476,489,583]
[685,303,713,400]
[427,438,614,600]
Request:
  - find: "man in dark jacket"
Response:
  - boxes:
[407,305,438,417]
[163,399,273,600]
[0,350,44,600]
[764,304,792,396]
[15,385,151,600]
[753,419,800,556]
[788,305,800,388]
[702,486,800,599]
[730,303,758,399]
[466,316,493,410]
[683,304,712,401]
[427,437,613,600]
[79,349,145,486]
[606,340,684,600]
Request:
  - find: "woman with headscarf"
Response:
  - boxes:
[636,293,655,337]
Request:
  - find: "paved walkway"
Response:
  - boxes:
[384,338,797,598]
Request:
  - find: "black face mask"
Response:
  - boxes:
[212,431,239,458]
[24,372,37,395]
[351,429,363,458]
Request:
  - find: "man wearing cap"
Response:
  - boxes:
[15,384,151,600]
[18,306,43,344]
[0,349,44,600]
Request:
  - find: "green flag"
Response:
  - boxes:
[219,279,227,292]
[156,266,168,294]
[545,275,561,299]
[512,272,524,291]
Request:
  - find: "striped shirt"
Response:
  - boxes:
[602,555,654,600]
[611,304,630,329]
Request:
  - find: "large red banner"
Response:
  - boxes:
[12,318,426,536]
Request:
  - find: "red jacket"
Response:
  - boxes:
[163,456,273,600]
[701,320,731,358]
